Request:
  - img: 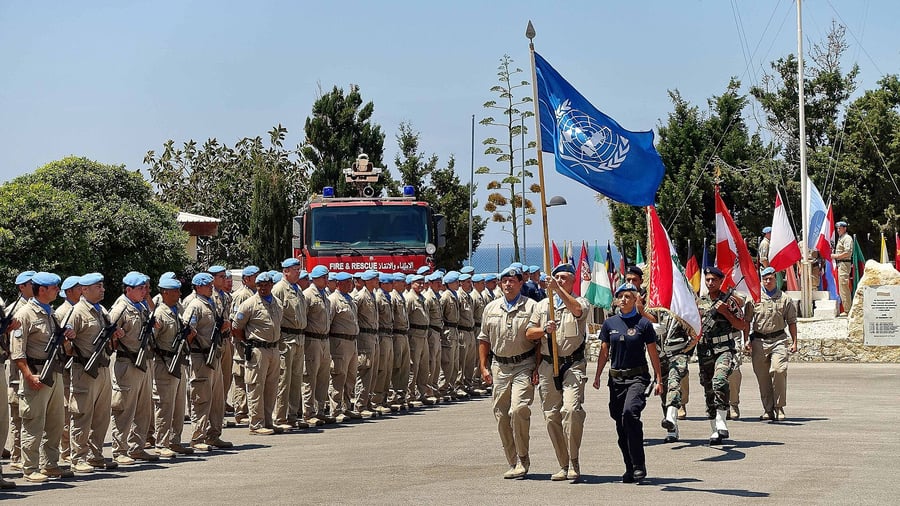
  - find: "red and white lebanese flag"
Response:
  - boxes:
[715,188,761,302]
[647,206,702,336]
[768,190,802,271]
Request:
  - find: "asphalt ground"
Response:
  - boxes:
[1,362,898,504]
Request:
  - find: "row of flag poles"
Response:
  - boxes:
[529,24,897,334]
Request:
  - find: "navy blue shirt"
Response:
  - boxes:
[599,313,655,370]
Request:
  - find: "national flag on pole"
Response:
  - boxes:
[551,240,561,267]
[634,240,645,266]
[567,241,575,265]
[647,206,701,336]
[807,176,828,250]
[699,238,710,298]
[585,241,612,309]
[684,241,700,294]
[533,52,665,206]
[785,263,801,291]
[715,188,761,302]
[618,242,627,278]
[880,233,889,263]
[895,233,900,272]
[574,241,589,296]
[606,241,617,287]
[851,234,866,294]
[768,190,802,271]
[815,203,840,302]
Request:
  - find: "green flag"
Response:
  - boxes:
[851,233,866,294]
[634,239,644,265]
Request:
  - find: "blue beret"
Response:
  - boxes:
[327,272,336,281]
[460,266,475,274]
[416,265,432,275]
[761,266,776,276]
[353,272,364,279]
[123,271,149,287]
[360,270,379,281]
[552,263,576,275]
[31,272,61,287]
[192,273,213,286]
[836,221,848,227]
[334,272,352,282]
[500,267,521,279]
[405,274,416,284]
[208,265,227,274]
[256,272,275,283]
[540,273,547,281]
[281,258,301,268]
[704,266,725,278]
[484,273,498,282]
[61,276,81,291]
[379,273,393,284]
[472,274,484,282]
[762,226,772,234]
[242,265,260,277]
[79,273,104,286]
[459,273,472,281]
[159,277,181,290]
[309,265,328,279]
[298,270,308,280]
[510,262,523,270]
[160,272,177,280]
[615,283,639,296]
[15,271,36,285]
[272,272,283,284]
[410,274,425,283]
[435,269,446,276]
[528,265,540,273]
[425,272,439,282]
[392,273,406,282]
[443,271,460,284]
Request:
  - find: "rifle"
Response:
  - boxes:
[205,312,224,369]
[39,308,74,387]
[167,314,192,378]
[82,309,124,379]
[700,284,739,337]
[133,309,156,372]
[0,298,22,358]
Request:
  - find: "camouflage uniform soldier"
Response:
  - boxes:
[648,308,698,443]
[697,267,748,445]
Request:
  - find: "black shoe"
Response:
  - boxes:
[710,434,722,445]
[661,418,675,431]
[664,434,679,443]
[718,429,729,439]
[622,471,635,483]
[633,467,647,482]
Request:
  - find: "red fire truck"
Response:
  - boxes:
[291,155,446,273]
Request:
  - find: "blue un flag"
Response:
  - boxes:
[534,52,665,206]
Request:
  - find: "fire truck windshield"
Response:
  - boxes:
[309,205,430,251]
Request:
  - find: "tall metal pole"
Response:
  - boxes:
[521,113,527,263]
[468,114,475,265]
[526,21,561,388]
[797,0,812,317]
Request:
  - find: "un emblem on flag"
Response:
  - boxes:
[555,100,629,173]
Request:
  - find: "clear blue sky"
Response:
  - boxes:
[1,0,897,251]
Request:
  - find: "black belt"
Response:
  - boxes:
[329,333,357,340]
[378,331,393,338]
[248,340,279,349]
[609,365,649,379]
[305,332,328,340]
[154,349,176,358]
[493,349,535,365]
[409,323,430,331]
[116,348,140,363]
[392,327,408,334]
[541,348,585,366]
[443,323,458,328]
[280,327,303,336]
[751,330,787,340]
[458,325,475,332]
[429,325,442,332]
[358,327,378,335]
[190,347,212,354]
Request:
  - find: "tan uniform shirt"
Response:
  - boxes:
[152,302,184,353]
[424,288,442,331]
[470,288,486,328]
[375,288,393,334]
[110,295,151,355]
[391,289,409,333]
[404,291,430,339]
[530,295,590,357]
[231,286,255,320]
[477,295,538,358]
[11,299,57,361]
[353,288,379,336]
[184,295,218,349]
[273,279,308,337]
[457,288,475,330]
[440,289,460,327]
[328,291,359,336]
[233,294,283,344]
[303,285,331,337]
[69,298,112,360]
[481,288,495,304]
[752,289,797,335]
[835,233,853,259]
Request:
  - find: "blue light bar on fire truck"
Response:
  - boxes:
[322,186,335,198]
[402,185,415,198]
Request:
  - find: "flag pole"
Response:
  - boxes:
[797,0,813,317]
[526,21,561,390]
